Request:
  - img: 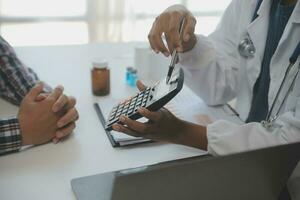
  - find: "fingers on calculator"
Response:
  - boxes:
[106,87,152,129]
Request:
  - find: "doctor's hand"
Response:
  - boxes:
[112,81,208,150]
[148,4,197,56]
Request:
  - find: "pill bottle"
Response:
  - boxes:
[91,61,110,96]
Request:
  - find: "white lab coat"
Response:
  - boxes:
[179,0,300,198]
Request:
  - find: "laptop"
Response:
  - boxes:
[71,142,300,200]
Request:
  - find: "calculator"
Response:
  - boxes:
[105,68,184,131]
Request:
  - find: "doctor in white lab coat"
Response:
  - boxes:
[112,0,300,198]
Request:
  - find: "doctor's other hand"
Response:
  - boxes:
[148,4,197,56]
[18,83,72,146]
[112,80,208,150]
[35,86,79,143]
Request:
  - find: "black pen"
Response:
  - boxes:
[166,18,186,84]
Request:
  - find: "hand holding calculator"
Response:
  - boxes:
[105,68,184,131]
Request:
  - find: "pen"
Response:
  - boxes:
[166,18,186,84]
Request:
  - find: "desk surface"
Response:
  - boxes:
[0,43,206,200]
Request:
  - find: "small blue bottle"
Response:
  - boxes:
[129,69,138,87]
[125,66,133,85]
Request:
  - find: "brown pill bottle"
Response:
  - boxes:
[91,61,110,96]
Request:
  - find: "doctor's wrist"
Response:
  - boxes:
[177,121,208,151]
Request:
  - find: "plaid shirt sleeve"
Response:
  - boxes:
[0,36,40,155]
[0,117,22,155]
[0,36,39,105]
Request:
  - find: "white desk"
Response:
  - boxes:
[0,43,206,200]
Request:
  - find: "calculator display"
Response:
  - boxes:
[154,83,170,100]
[153,81,177,101]
[155,70,180,99]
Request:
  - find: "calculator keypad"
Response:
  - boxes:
[107,87,152,124]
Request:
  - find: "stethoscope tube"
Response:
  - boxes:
[262,42,300,129]
[266,62,293,121]
[276,63,300,116]
[290,41,300,63]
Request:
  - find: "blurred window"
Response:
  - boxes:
[0,0,231,46]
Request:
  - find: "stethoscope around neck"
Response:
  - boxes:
[238,0,300,129]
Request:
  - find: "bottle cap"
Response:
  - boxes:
[131,69,137,74]
[126,66,134,71]
[93,61,108,69]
